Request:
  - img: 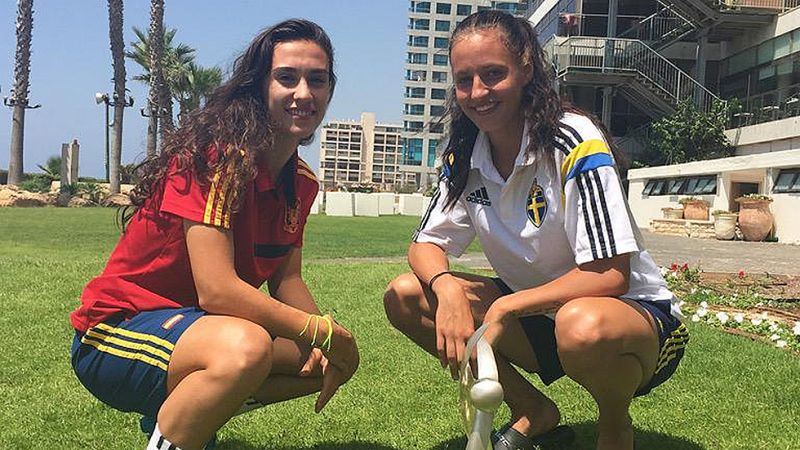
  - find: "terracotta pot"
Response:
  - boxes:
[736,198,773,242]
[682,200,709,221]
[662,208,683,219]
[713,213,738,240]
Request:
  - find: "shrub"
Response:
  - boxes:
[19,174,52,193]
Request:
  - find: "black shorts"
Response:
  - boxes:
[492,278,688,397]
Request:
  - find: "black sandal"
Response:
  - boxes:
[491,424,575,450]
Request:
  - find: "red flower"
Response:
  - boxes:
[670,263,678,271]
[681,263,689,272]
[738,270,745,279]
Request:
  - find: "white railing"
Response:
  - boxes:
[551,37,720,112]
[618,2,696,45]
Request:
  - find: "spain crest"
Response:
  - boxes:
[526,180,547,228]
[284,199,301,234]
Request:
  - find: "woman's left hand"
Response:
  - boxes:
[481,300,511,348]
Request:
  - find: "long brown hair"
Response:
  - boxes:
[440,10,622,209]
[122,19,336,227]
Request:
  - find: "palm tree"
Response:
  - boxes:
[107,0,126,194]
[6,0,35,186]
[149,0,173,150]
[126,26,194,155]
[173,63,222,122]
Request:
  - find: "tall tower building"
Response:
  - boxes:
[402,0,529,188]
[319,112,407,191]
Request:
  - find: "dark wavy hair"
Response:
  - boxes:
[121,19,336,227]
[440,10,622,209]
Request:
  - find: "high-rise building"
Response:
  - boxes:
[402,0,529,188]
[319,112,410,191]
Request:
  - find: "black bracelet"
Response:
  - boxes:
[428,271,454,290]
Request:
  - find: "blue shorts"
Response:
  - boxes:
[493,278,688,397]
[71,307,206,417]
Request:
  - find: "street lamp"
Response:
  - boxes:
[95,91,134,182]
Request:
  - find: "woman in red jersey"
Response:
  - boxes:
[70,19,358,450]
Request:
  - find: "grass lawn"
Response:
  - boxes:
[0,208,798,449]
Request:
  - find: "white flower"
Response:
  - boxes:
[756,302,764,307]
[769,322,779,332]
[716,312,729,324]
[753,293,760,298]
[697,308,708,317]
[793,322,800,336]
[691,314,700,322]
[734,313,745,323]
[751,318,763,326]
[700,301,709,308]
[770,333,780,341]
[690,288,697,294]
[659,266,668,276]
[776,340,787,348]
[761,312,769,320]
[678,300,686,308]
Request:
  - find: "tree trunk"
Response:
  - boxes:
[7,0,34,186]
[108,0,126,194]
[146,111,158,157]
[149,0,173,149]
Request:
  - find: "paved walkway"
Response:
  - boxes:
[455,230,800,276]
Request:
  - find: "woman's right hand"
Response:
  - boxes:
[432,275,475,380]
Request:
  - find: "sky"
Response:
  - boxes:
[0,0,408,178]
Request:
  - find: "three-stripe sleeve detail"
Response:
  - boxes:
[561,123,584,144]
[582,172,608,258]
[413,187,441,241]
[575,174,599,260]
[592,169,617,255]
[575,169,620,260]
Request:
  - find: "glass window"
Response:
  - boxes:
[412,1,431,13]
[436,3,451,14]
[493,2,520,14]
[435,20,450,31]
[406,87,426,98]
[666,178,684,195]
[775,33,791,59]
[430,123,445,133]
[405,103,425,115]
[432,71,448,83]
[428,139,440,167]
[773,169,800,193]
[457,4,472,15]
[683,176,716,195]
[409,35,429,47]
[411,18,430,30]
[433,54,448,66]
[757,40,774,65]
[430,105,445,116]
[406,70,427,81]
[408,52,428,64]
[793,29,800,54]
[431,88,447,99]
[404,120,424,131]
[403,138,424,165]
[434,37,449,49]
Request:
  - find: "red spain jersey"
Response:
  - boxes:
[70,153,319,333]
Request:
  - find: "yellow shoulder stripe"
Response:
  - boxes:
[559,139,611,183]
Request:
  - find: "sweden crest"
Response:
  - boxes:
[526,181,547,228]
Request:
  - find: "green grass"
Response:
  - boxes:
[1,208,799,449]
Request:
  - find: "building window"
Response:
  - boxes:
[432,71,448,83]
[431,88,447,99]
[434,37,449,49]
[436,3,451,14]
[435,20,450,32]
[428,139,440,167]
[433,54,448,66]
[403,138,424,166]
[406,87,426,98]
[406,70,427,81]
[411,1,431,13]
[493,2,520,14]
[410,18,430,30]
[409,35,429,47]
[685,176,717,195]
[642,176,717,196]
[773,169,800,193]
[430,123,445,134]
[407,52,428,64]
[405,103,425,115]
[430,105,445,116]
[404,120,424,131]
[642,179,666,196]
[456,4,472,15]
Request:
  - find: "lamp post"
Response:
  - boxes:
[95,91,133,183]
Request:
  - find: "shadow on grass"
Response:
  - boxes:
[429,422,706,450]
[216,441,402,450]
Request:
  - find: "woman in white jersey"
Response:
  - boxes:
[384,10,687,450]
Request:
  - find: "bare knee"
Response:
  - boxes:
[384,272,425,330]
[209,319,273,382]
[555,299,621,360]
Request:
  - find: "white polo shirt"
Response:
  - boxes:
[414,112,681,319]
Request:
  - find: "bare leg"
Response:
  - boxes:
[384,272,560,436]
[249,337,324,405]
[158,316,274,450]
[554,297,660,450]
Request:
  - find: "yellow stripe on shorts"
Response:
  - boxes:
[80,335,169,371]
[84,328,171,362]
[655,324,689,373]
[94,322,175,351]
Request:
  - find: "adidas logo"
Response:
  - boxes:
[466,186,491,206]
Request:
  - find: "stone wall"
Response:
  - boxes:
[650,218,715,239]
